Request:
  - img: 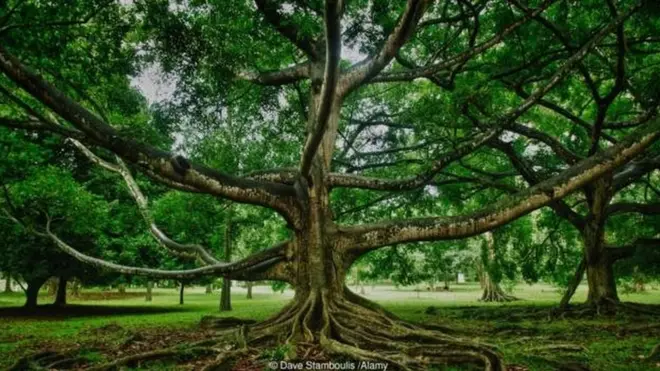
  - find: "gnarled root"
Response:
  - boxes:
[241,288,504,371]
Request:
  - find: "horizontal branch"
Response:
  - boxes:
[338,118,660,255]
[238,63,309,86]
[606,202,660,217]
[607,238,660,262]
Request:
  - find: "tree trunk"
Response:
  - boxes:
[220,278,231,311]
[70,279,81,298]
[118,283,126,294]
[246,282,252,299]
[54,276,68,306]
[146,281,153,302]
[179,282,184,305]
[205,284,213,294]
[479,232,516,302]
[4,272,13,293]
[583,178,619,308]
[24,277,46,309]
[198,93,502,369]
[220,217,233,311]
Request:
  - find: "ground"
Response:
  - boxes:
[0,283,659,370]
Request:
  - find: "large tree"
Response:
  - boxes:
[1,0,660,369]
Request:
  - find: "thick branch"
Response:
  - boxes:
[299,0,342,176]
[254,0,319,59]
[238,63,310,86]
[606,202,660,217]
[339,118,660,255]
[0,46,300,223]
[339,0,430,95]
[607,238,660,262]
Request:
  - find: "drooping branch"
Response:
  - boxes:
[238,62,310,86]
[68,138,221,265]
[339,0,431,95]
[299,0,342,177]
[45,216,290,280]
[0,46,301,223]
[254,0,320,60]
[338,118,660,256]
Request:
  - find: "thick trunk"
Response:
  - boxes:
[146,281,153,302]
[54,276,68,306]
[583,178,619,307]
[118,283,126,294]
[585,254,618,306]
[4,272,12,293]
[24,278,46,309]
[220,278,231,311]
[179,282,184,305]
[246,282,252,299]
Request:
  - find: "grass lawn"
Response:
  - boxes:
[1,283,659,370]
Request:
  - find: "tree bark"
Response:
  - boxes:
[479,233,516,302]
[4,272,12,293]
[24,277,47,309]
[179,282,184,305]
[205,284,213,294]
[54,276,68,306]
[246,282,253,299]
[146,281,153,302]
[582,178,619,307]
[220,218,233,311]
[118,283,126,294]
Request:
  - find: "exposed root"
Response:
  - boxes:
[12,290,505,370]
[480,287,518,303]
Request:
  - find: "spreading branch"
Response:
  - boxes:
[254,0,320,60]
[606,202,660,217]
[338,118,660,256]
[0,45,301,224]
[339,0,431,95]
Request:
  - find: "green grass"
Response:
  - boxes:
[1,283,659,370]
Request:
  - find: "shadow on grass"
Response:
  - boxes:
[0,304,188,320]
